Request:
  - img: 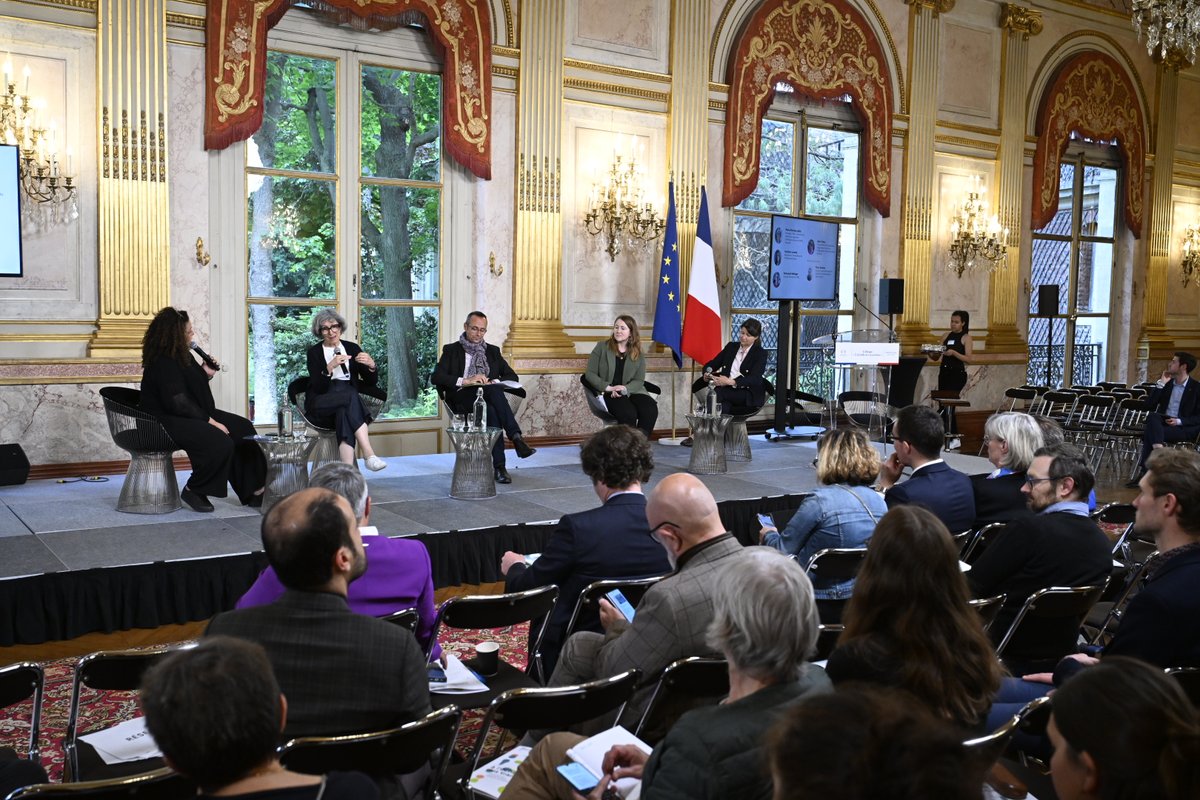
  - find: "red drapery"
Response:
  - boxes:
[204,0,492,180]
[722,0,893,216]
[1031,51,1144,237]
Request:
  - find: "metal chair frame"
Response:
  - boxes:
[427,585,559,683]
[960,522,1007,565]
[968,594,1008,634]
[4,767,193,799]
[98,387,181,514]
[379,607,419,633]
[1166,667,1200,708]
[632,657,729,743]
[994,584,1107,660]
[561,576,666,644]
[287,376,385,468]
[963,696,1051,767]
[0,661,44,763]
[579,374,661,428]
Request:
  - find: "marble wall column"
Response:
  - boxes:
[88,0,172,358]
[506,0,574,356]
[988,4,1042,353]
[897,0,953,347]
[1140,54,1183,360]
[669,2,710,308]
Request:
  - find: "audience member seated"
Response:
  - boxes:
[206,488,430,738]
[967,443,1112,672]
[499,425,671,677]
[503,548,831,800]
[545,473,747,728]
[987,449,1200,733]
[825,506,1002,732]
[236,463,441,660]
[140,637,379,800]
[1034,416,1097,511]
[765,686,987,800]
[431,310,535,485]
[972,411,1044,526]
[1129,351,1200,487]
[1047,657,1200,800]
[759,428,886,622]
[583,316,658,438]
[877,405,976,533]
[0,752,48,800]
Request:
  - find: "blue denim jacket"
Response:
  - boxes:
[762,484,886,599]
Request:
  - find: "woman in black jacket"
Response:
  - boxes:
[140,307,265,512]
[305,308,387,470]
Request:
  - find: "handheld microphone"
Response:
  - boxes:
[190,342,221,371]
[853,291,895,339]
[704,366,714,382]
[333,346,350,376]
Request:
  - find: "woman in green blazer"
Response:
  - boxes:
[584,315,658,437]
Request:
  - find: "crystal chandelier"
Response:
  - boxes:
[1,55,79,232]
[946,180,1008,278]
[1182,224,1200,287]
[1131,0,1200,66]
[583,154,665,262]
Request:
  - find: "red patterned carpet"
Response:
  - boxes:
[0,624,530,784]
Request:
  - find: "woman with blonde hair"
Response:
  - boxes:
[759,428,886,621]
[583,315,658,437]
[972,410,1045,525]
[825,505,1003,731]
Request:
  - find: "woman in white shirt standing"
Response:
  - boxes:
[305,308,387,470]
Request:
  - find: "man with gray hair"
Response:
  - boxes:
[968,442,1111,670]
[235,463,440,658]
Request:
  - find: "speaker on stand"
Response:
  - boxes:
[1035,284,1060,387]
[878,278,904,334]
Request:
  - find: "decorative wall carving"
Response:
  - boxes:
[203,0,493,180]
[1031,50,1145,237]
[721,0,894,216]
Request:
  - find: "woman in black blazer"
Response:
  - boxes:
[139,307,265,512]
[692,317,769,413]
[305,308,387,471]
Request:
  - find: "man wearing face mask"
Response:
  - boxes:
[543,473,747,731]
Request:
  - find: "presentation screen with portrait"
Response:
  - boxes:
[767,214,838,302]
[0,144,21,277]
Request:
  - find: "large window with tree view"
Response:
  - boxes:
[732,106,859,398]
[245,48,442,425]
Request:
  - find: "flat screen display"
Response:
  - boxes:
[0,144,21,277]
[768,214,838,302]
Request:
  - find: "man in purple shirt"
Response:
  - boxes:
[236,462,440,659]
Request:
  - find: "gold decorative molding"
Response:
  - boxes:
[938,120,1001,137]
[563,77,669,104]
[563,58,671,84]
[101,108,168,182]
[934,135,999,153]
[165,11,204,30]
[493,45,519,59]
[709,81,729,93]
[1051,0,1130,20]
[999,4,1044,38]
[517,154,560,213]
[708,98,727,112]
[15,0,97,10]
[904,0,955,13]
[493,64,518,79]
[499,0,514,48]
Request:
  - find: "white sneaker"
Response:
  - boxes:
[365,456,387,472]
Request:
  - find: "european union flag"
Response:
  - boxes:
[652,181,682,367]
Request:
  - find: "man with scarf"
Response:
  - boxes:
[433,311,535,483]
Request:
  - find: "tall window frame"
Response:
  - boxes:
[1027,142,1119,387]
[731,98,861,397]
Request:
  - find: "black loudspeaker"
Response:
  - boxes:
[1036,284,1060,317]
[879,278,905,316]
[0,443,29,487]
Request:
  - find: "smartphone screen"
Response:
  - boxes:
[605,589,637,621]
[757,512,776,529]
[427,665,447,684]
[557,763,599,793]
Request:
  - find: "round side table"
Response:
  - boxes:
[447,427,502,499]
[686,413,731,475]
[250,434,318,515]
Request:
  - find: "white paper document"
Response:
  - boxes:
[565,725,652,798]
[468,745,531,798]
[430,652,489,693]
[79,716,162,764]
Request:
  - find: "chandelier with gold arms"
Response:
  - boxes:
[947,179,1008,278]
[583,153,665,262]
[1,55,78,231]
[1131,0,1200,66]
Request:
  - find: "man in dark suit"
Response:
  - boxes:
[206,487,430,738]
[967,443,1112,671]
[878,404,975,533]
[499,425,672,677]
[432,311,535,484]
[1129,351,1200,486]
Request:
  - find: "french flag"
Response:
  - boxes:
[681,187,723,365]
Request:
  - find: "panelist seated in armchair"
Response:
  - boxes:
[305,308,388,472]
[583,315,658,438]
[683,318,768,446]
[432,310,535,485]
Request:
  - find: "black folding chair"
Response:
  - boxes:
[964,695,1051,768]
[0,661,44,763]
[968,594,1007,633]
[561,576,665,643]
[810,624,843,662]
[379,607,419,633]
[1166,667,1200,708]
[5,768,194,799]
[994,584,1107,664]
[279,705,462,800]
[631,657,729,745]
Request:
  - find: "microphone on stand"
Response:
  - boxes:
[190,342,222,371]
[333,346,350,376]
[853,291,894,339]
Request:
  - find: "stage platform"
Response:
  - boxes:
[0,436,991,646]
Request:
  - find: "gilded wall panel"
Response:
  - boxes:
[938,21,998,125]
[565,0,668,73]
[1177,75,1200,156]
[1168,196,1200,316]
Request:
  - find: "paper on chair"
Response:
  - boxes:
[430,653,489,693]
[467,745,531,798]
[79,716,162,764]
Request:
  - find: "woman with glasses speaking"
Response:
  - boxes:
[305,308,388,471]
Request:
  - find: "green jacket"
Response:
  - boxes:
[585,340,649,396]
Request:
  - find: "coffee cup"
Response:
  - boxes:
[475,640,500,676]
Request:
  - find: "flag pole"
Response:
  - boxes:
[653,176,687,445]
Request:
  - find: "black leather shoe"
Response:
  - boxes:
[245,494,264,508]
[181,487,214,512]
[680,437,693,447]
[513,436,536,459]
[494,466,512,484]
